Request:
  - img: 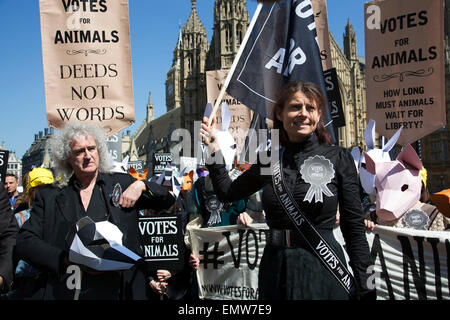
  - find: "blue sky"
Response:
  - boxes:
[0,0,367,158]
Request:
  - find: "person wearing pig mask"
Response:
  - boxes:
[364,145,449,231]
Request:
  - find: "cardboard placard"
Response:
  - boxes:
[138,215,185,271]
[365,0,446,144]
[39,0,134,136]
[153,153,173,175]
[206,70,253,157]
[127,160,145,173]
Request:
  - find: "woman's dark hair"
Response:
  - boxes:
[272,81,332,146]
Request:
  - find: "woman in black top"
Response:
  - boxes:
[200,81,375,300]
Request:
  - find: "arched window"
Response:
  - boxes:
[225,24,232,51]
[236,24,243,46]
[187,54,193,71]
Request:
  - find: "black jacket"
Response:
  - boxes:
[16,172,175,300]
[0,183,19,292]
[207,134,375,299]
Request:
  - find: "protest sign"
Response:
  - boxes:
[312,0,333,71]
[324,68,346,127]
[206,70,253,157]
[189,223,449,300]
[127,160,145,173]
[312,0,345,128]
[106,132,122,162]
[138,215,185,271]
[153,153,173,175]
[0,150,9,184]
[189,224,269,300]
[179,156,197,174]
[365,0,445,145]
[39,0,134,135]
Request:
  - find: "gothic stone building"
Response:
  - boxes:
[421,0,450,193]
[131,0,368,174]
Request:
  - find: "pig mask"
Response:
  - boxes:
[364,144,422,221]
[351,119,402,195]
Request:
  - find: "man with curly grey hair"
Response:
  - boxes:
[16,122,175,300]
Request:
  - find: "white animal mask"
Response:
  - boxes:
[214,102,237,171]
[110,155,129,173]
[364,144,422,221]
[351,119,402,195]
[155,163,185,198]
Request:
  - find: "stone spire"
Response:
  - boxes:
[129,138,139,161]
[177,20,183,51]
[146,90,154,123]
[344,18,357,62]
[208,0,249,70]
[174,21,183,69]
[184,0,206,36]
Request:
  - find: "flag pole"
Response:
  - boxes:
[208,3,263,126]
[238,112,260,164]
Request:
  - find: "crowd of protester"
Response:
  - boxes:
[0,84,449,300]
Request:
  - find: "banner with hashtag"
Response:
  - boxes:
[189,223,269,300]
[191,223,450,300]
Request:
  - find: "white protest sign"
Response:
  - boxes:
[39,0,134,135]
[189,223,269,300]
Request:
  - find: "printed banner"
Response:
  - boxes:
[334,226,450,300]
[189,224,449,300]
[39,0,134,136]
[189,224,269,300]
[364,0,445,145]
[206,70,253,157]
[0,150,9,184]
[138,215,185,271]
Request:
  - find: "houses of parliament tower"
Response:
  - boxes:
[131,0,369,174]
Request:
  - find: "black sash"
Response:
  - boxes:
[271,150,355,297]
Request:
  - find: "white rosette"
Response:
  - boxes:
[300,155,335,203]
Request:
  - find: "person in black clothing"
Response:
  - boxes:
[0,183,19,295]
[16,122,175,300]
[200,81,375,300]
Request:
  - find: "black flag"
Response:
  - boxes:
[226,0,336,143]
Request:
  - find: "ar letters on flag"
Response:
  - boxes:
[226,0,335,142]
